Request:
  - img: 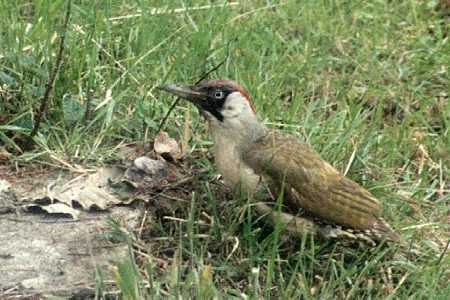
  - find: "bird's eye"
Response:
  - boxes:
[214,91,224,99]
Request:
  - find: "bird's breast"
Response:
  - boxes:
[212,136,260,193]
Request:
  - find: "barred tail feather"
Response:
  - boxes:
[368,218,400,242]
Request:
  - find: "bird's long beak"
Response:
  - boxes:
[158,84,205,104]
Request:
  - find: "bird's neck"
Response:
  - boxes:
[207,116,266,190]
[208,116,267,151]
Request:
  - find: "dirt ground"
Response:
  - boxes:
[0,207,140,298]
[0,165,142,299]
[0,138,200,298]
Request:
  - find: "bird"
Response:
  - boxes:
[159,79,400,243]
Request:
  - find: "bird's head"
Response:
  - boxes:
[159,79,257,123]
[159,79,266,144]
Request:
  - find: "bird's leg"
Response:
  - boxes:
[254,201,378,244]
[247,180,318,237]
[252,201,318,235]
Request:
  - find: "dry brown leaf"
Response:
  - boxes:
[49,168,122,210]
[0,179,17,214]
[0,146,12,161]
[154,131,182,160]
[24,167,123,211]
[25,202,80,219]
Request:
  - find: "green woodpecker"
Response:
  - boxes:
[159,79,399,242]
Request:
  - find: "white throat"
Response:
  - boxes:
[208,92,266,145]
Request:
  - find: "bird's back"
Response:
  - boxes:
[242,131,398,241]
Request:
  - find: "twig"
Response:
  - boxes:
[108,3,239,21]
[344,148,357,176]
[152,192,189,203]
[29,0,71,139]
[156,95,182,133]
[391,273,410,296]
[437,238,450,265]
[228,2,287,23]
[156,55,228,133]
[400,222,442,230]
[181,106,190,156]
[138,208,149,239]
[83,89,92,123]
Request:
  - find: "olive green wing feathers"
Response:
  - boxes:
[243,132,389,232]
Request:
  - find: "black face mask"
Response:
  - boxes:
[194,85,235,122]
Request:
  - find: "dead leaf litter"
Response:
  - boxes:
[0,131,203,297]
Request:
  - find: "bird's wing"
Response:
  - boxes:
[243,131,384,231]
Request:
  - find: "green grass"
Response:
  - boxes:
[1,0,449,298]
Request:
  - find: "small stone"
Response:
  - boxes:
[133,156,167,177]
